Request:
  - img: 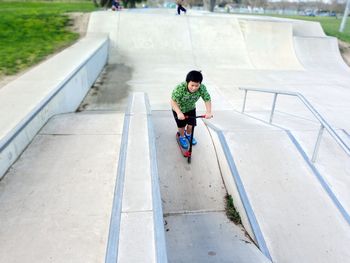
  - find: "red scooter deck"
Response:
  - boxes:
[176,132,191,158]
[175,115,206,163]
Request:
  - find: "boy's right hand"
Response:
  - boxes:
[177,112,185,120]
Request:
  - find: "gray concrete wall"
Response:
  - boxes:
[0,36,109,179]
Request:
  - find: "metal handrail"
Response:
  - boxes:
[239,87,350,162]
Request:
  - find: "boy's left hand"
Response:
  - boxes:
[205,112,213,119]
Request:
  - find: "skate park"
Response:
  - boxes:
[1,8,350,262]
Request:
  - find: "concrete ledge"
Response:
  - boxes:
[0,35,109,179]
[205,121,272,262]
[106,93,167,263]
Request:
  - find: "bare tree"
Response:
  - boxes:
[330,0,345,13]
[99,0,110,7]
[203,0,216,12]
[187,0,204,7]
[98,0,144,8]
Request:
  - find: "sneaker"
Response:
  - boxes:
[185,133,197,145]
[179,136,188,149]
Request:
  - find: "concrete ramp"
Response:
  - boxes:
[294,36,350,72]
[291,129,350,216]
[152,110,270,262]
[239,19,303,70]
[0,112,122,262]
[115,13,194,67]
[209,110,350,263]
[340,129,350,148]
[291,20,326,37]
[2,8,350,263]
[189,16,253,69]
[152,111,226,214]
[85,11,350,261]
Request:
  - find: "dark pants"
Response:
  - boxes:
[173,109,196,128]
[177,5,186,15]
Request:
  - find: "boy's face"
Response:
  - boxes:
[187,81,200,93]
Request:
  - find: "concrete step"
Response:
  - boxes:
[0,112,123,262]
[209,110,350,263]
[152,110,269,262]
[112,92,167,263]
[165,212,270,263]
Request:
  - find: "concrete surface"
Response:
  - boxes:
[239,19,303,70]
[0,112,123,262]
[294,36,350,72]
[118,212,155,262]
[117,93,156,263]
[292,129,350,214]
[152,110,269,261]
[0,36,108,179]
[100,92,167,263]
[152,111,226,214]
[1,7,350,263]
[165,212,270,263]
[206,110,350,262]
[78,63,132,112]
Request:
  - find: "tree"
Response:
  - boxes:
[98,0,144,8]
[203,0,216,12]
[122,0,144,8]
[188,0,204,7]
[330,0,346,13]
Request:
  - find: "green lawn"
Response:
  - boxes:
[0,1,99,76]
[272,15,350,43]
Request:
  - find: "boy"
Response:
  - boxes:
[171,70,213,149]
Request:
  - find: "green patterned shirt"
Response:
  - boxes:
[171,82,211,113]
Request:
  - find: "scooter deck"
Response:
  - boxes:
[174,115,205,163]
[176,132,191,158]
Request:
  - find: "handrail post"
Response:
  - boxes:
[242,89,248,113]
[312,124,325,162]
[269,93,278,123]
[239,87,350,161]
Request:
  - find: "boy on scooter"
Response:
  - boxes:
[171,70,213,149]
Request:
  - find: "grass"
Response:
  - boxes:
[253,13,350,43]
[225,194,242,224]
[0,1,99,76]
[217,9,350,43]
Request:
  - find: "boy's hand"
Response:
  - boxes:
[177,112,185,120]
[205,112,213,119]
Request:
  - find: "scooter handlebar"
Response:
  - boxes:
[185,115,206,119]
[175,115,212,120]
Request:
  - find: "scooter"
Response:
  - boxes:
[176,115,205,163]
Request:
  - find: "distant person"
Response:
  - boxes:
[171,70,213,149]
[111,0,121,11]
[176,0,187,15]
